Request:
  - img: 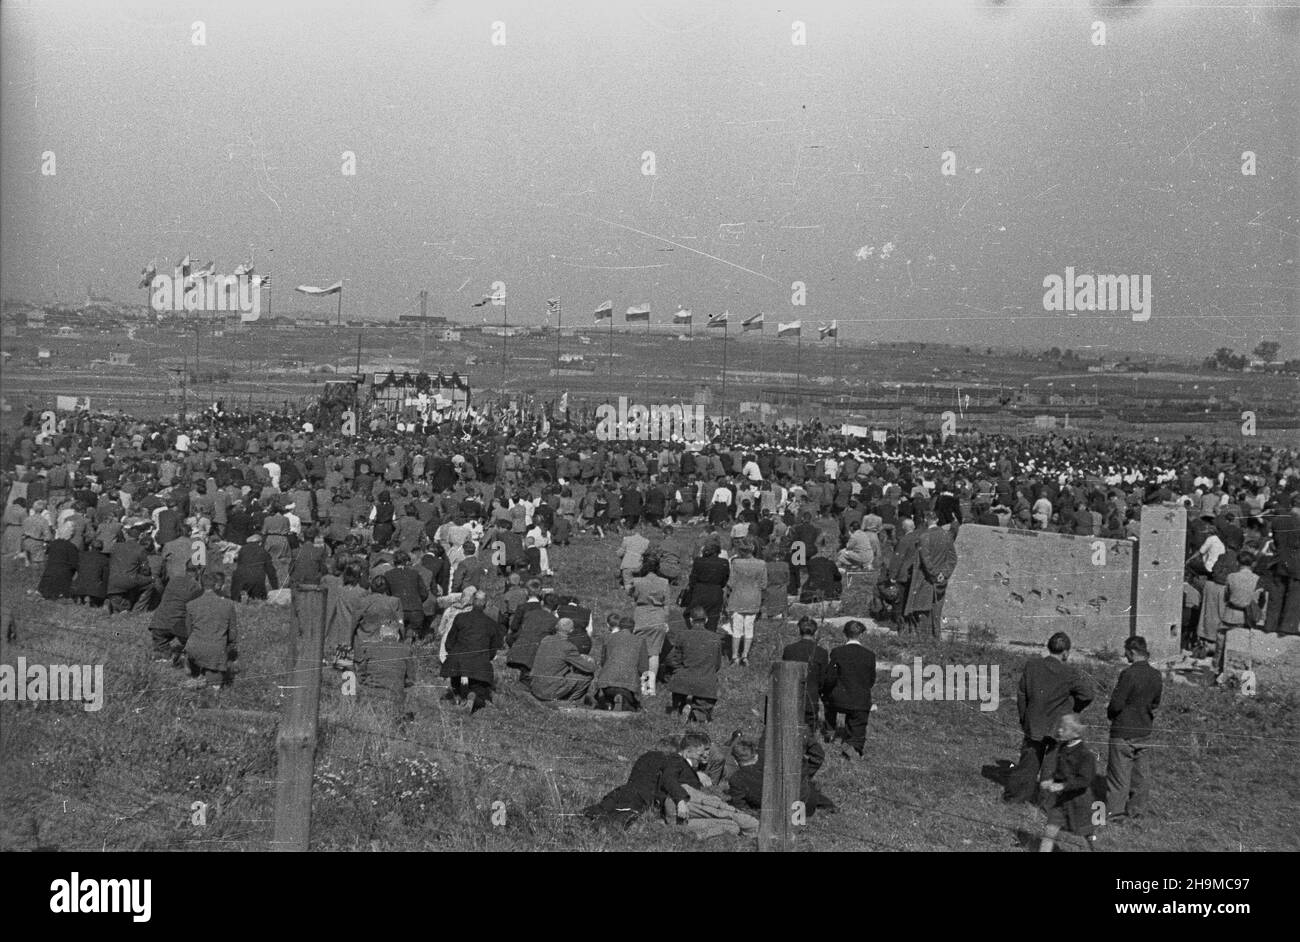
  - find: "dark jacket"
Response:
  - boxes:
[506,606,557,670]
[782,637,830,722]
[232,543,278,592]
[38,539,79,600]
[1017,656,1094,741]
[288,542,329,585]
[71,548,110,600]
[441,609,505,683]
[825,641,877,710]
[664,626,722,699]
[151,572,203,636]
[383,566,428,613]
[597,630,649,691]
[1107,660,1162,741]
[686,554,730,610]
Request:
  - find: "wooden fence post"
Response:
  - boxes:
[759,659,807,852]
[272,585,326,851]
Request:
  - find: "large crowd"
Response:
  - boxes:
[2,400,1297,843]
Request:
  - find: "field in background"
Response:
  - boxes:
[2,324,1297,443]
[2,524,1296,853]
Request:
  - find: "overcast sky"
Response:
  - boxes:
[2,0,1296,358]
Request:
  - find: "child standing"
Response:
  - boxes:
[1039,713,1098,852]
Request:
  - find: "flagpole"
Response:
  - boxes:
[795,331,802,449]
[335,288,343,374]
[501,294,508,400]
[607,312,614,404]
[720,318,728,429]
[553,300,563,418]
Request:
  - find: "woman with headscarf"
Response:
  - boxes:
[38,521,80,600]
[2,497,27,561]
[21,499,54,565]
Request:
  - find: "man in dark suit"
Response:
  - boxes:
[782,615,829,729]
[441,590,505,712]
[229,534,279,602]
[787,511,820,595]
[824,620,877,760]
[1003,631,1094,803]
[781,615,831,776]
[382,551,429,639]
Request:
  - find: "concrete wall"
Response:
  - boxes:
[945,525,1138,653]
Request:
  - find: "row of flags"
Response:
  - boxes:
[591,301,836,338]
[137,257,275,290]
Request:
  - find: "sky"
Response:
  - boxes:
[2,0,1297,359]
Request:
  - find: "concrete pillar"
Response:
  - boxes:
[1134,504,1186,660]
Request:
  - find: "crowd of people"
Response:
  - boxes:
[2,399,1296,842]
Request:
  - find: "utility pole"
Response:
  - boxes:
[419,289,428,370]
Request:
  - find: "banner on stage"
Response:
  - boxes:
[840,423,870,439]
[872,429,888,444]
[55,395,90,412]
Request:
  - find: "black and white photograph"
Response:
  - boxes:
[0,0,1296,905]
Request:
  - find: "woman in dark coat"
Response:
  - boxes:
[684,542,730,632]
[72,540,110,606]
[371,492,396,547]
[38,535,80,600]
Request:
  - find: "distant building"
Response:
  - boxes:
[439,328,462,342]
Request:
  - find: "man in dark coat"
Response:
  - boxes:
[38,535,80,600]
[1003,631,1094,804]
[782,615,830,729]
[106,532,152,613]
[184,572,238,688]
[229,534,279,602]
[506,593,558,682]
[441,590,505,712]
[529,618,597,703]
[824,620,877,759]
[904,511,959,637]
[596,615,649,711]
[150,565,203,661]
[1105,635,1163,821]
[383,551,429,638]
[684,543,729,632]
[665,607,723,723]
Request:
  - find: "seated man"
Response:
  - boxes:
[529,617,597,703]
[726,740,837,817]
[665,732,760,841]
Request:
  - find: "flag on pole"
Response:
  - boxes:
[179,255,192,277]
[233,262,255,278]
[473,286,506,306]
[297,281,343,296]
[706,311,729,328]
[625,303,651,322]
[138,261,157,289]
[559,391,569,414]
[254,274,271,288]
[546,298,561,320]
[818,320,838,339]
[777,320,802,337]
[672,309,693,324]
[594,300,613,321]
[741,312,764,332]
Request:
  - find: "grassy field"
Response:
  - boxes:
[2,525,1297,853]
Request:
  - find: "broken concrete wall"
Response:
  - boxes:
[944,525,1136,653]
